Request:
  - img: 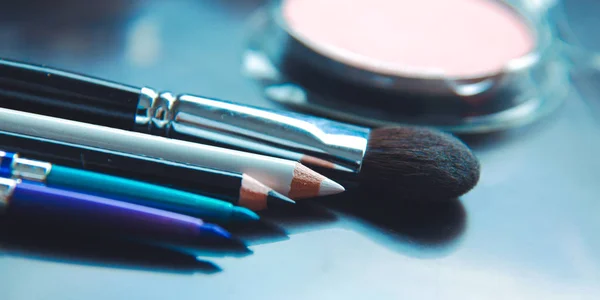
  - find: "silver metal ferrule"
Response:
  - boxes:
[12,156,52,182]
[137,87,370,172]
[151,91,178,134]
[0,177,17,212]
[135,87,159,131]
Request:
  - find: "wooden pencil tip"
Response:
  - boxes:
[267,190,296,206]
[239,174,270,211]
[289,163,345,199]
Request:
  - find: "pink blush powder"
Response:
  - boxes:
[282,0,535,79]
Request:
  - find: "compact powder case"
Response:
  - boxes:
[242,0,569,133]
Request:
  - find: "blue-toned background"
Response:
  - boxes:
[1,0,599,299]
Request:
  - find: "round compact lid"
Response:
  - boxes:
[281,0,536,80]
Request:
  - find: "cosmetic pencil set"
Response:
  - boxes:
[0,58,480,253]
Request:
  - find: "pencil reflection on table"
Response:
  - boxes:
[0,216,222,274]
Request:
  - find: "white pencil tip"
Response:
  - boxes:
[319,178,345,196]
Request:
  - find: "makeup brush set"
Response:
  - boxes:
[0,0,572,256]
[0,56,480,254]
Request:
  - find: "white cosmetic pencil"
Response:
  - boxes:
[0,107,344,199]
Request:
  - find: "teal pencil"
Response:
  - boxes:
[0,151,260,223]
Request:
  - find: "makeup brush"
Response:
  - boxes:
[0,58,480,199]
[360,126,480,200]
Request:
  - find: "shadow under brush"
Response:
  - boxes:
[229,186,467,258]
[325,188,467,250]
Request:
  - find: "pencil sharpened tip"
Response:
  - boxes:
[319,178,345,196]
[267,190,296,206]
[231,206,261,222]
[196,223,251,256]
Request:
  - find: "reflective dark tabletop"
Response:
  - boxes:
[1,1,599,299]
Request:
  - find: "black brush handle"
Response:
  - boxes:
[0,59,141,129]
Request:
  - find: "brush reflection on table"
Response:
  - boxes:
[233,191,467,257]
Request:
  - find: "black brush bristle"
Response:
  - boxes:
[360,126,480,201]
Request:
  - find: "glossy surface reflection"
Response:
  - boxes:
[1,0,599,299]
